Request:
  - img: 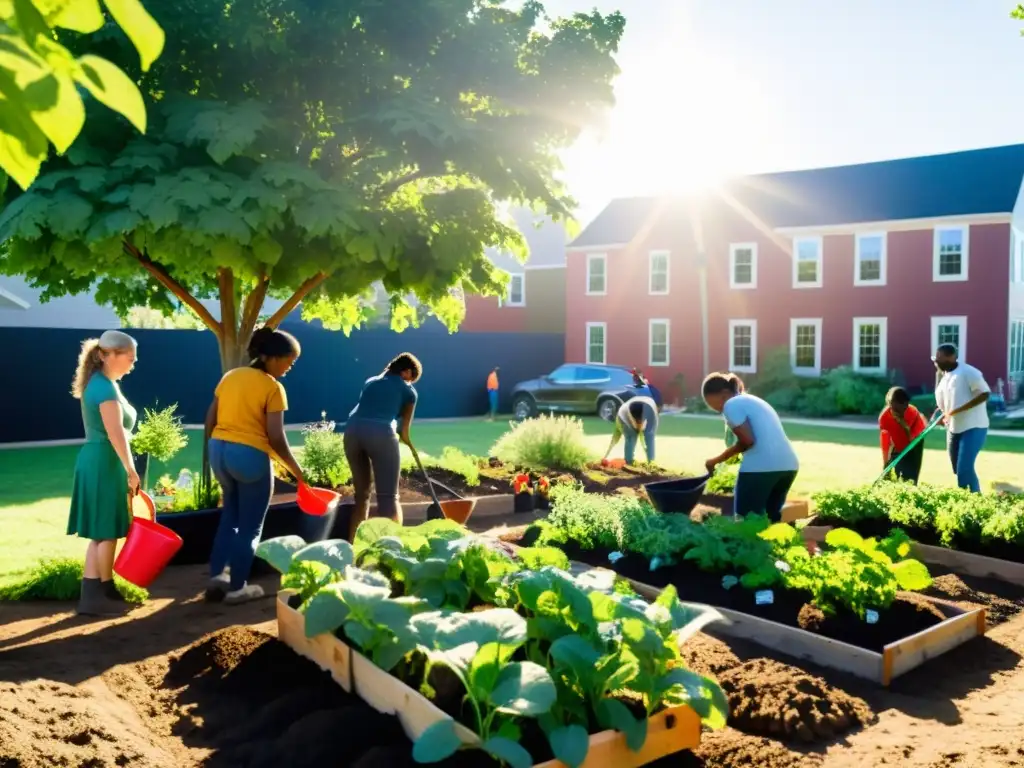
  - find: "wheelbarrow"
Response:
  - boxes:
[644,474,711,515]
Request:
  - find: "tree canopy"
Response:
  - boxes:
[0,0,625,370]
[0,0,164,188]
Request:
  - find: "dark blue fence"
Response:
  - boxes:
[0,326,565,443]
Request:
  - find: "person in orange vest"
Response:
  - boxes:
[486,367,500,420]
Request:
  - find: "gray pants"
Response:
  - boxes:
[343,420,402,518]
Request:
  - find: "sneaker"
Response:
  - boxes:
[207,570,231,591]
[223,583,265,605]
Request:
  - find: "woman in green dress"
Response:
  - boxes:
[68,330,141,616]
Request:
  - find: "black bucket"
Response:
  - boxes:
[644,474,711,515]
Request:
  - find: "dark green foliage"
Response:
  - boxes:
[0,557,148,603]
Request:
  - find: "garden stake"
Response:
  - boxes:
[871,411,944,486]
[408,445,446,521]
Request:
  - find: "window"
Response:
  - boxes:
[1016,235,1024,284]
[853,317,888,374]
[729,243,758,289]
[577,366,612,384]
[933,226,969,282]
[931,316,967,361]
[501,273,524,307]
[1011,320,1024,375]
[790,319,822,375]
[586,254,607,295]
[586,322,606,364]
[729,319,758,374]
[548,365,577,384]
[649,319,670,366]
[854,232,887,286]
[648,251,669,295]
[792,236,823,288]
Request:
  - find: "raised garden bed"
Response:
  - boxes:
[256,520,729,767]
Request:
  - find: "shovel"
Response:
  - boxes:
[408,444,447,521]
[871,411,944,486]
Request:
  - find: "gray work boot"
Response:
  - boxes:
[77,577,127,617]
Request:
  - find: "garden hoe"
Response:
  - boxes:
[871,410,944,486]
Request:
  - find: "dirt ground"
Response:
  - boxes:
[2,563,1024,768]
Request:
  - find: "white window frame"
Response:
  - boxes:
[728,243,758,290]
[931,315,968,362]
[648,319,670,367]
[728,319,758,374]
[790,318,823,376]
[586,253,607,296]
[932,225,969,282]
[853,232,887,287]
[792,236,823,289]
[648,250,670,295]
[498,272,525,307]
[585,321,607,365]
[852,317,888,375]
[1017,234,1024,285]
[1010,318,1024,375]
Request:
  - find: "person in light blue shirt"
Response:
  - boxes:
[344,352,421,539]
[701,372,799,521]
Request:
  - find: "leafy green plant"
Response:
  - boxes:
[491,414,592,471]
[0,558,148,603]
[705,461,738,495]
[168,468,221,512]
[131,404,188,462]
[546,484,654,551]
[301,413,351,487]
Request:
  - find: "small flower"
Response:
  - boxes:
[512,473,532,494]
[536,477,550,494]
[774,560,791,573]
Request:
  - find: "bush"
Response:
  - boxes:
[796,384,842,417]
[433,447,481,486]
[491,414,592,471]
[822,367,889,414]
[301,413,351,487]
[911,393,937,414]
[0,558,148,603]
[131,404,188,462]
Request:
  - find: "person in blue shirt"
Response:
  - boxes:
[702,372,800,521]
[344,353,421,539]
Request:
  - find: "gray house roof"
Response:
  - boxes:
[570,143,1024,247]
[487,207,567,273]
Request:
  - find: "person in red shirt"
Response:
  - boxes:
[879,387,927,484]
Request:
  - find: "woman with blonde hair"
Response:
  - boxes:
[69,330,141,616]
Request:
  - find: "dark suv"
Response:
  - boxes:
[511,364,659,421]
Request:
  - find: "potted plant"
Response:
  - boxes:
[534,476,551,510]
[130,404,188,491]
[512,472,534,514]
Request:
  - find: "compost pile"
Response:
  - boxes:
[0,679,169,767]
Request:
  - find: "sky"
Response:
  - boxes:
[546,0,1024,226]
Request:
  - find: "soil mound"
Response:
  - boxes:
[718,659,875,743]
[0,679,171,767]
[926,573,1024,626]
[686,730,820,767]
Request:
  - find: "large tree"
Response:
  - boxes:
[0,0,624,370]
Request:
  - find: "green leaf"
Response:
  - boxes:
[596,698,647,752]
[482,736,533,768]
[302,584,352,637]
[891,559,933,591]
[547,725,590,768]
[658,667,729,729]
[489,661,556,716]
[412,719,463,764]
[825,528,866,552]
[102,0,165,71]
[467,641,504,701]
[549,635,601,680]
[47,0,105,32]
[75,55,147,133]
[294,539,354,573]
[254,535,306,573]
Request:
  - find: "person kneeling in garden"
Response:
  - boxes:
[602,395,659,465]
[879,386,927,484]
[204,327,306,605]
[702,372,799,521]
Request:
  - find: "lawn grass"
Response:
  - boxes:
[1,415,1021,586]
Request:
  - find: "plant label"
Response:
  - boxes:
[865,609,879,625]
[755,590,774,605]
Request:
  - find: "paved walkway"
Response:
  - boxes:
[665,411,1024,438]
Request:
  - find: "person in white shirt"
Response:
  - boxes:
[602,395,659,465]
[932,343,990,493]
[702,372,800,521]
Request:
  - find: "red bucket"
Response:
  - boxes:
[297,483,341,516]
[114,491,184,588]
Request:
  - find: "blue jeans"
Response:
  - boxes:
[488,389,498,417]
[623,423,657,464]
[947,427,987,493]
[208,439,274,590]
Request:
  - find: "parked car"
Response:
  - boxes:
[510,364,662,421]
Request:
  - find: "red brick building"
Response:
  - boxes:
[565,145,1024,402]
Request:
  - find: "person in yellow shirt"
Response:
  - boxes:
[203,327,305,604]
[486,366,500,420]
